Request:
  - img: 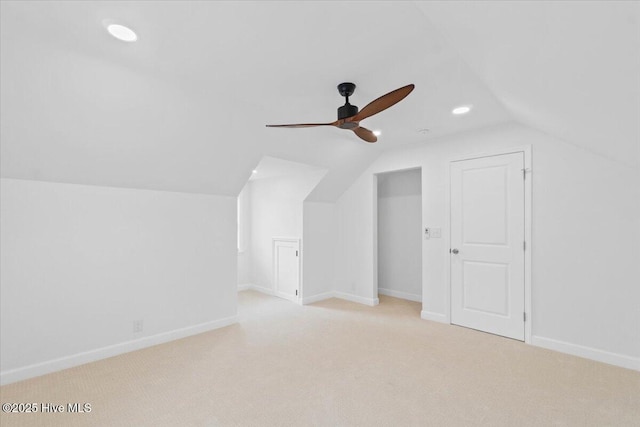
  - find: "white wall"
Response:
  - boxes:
[302,201,337,301]
[333,122,640,370]
[335,173,377,301]
[249,171,325,293]
[0,179,238,384]
[377,169,422,302]
[237,183,251,286]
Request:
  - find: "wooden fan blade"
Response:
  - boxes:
[353,126,377,143]
[266,122,337,128]
[349,84,415,122]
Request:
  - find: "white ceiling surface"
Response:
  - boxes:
[416,1,640,169]
[0,1,510,201]
[1,2,637,203]
[250,156,327,182]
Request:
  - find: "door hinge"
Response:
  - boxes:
[522,168,531,180]
[295,250,298,257]
[523,241,526,251]
[295,290,298,296]
[523,312,526,322]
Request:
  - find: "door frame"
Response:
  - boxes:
[272,237,301,303]
[445,146,532,344]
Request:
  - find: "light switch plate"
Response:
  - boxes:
[431,228,442,238]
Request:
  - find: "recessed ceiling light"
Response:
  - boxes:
[373,130,382,137]
[107,24,137,42]
[452,105,472,115]
[252,170,258,174]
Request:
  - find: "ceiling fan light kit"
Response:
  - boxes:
[266,82,415,143]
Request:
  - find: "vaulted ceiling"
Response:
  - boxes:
[1,1,637,202]
[417,1,640,170]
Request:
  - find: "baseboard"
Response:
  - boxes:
[302,292,335,305]
[421,310,448,324]
[0,315,238,385]
[237,283,275,296]
[244,286,379,307]
[378,288,422,303]
[334,291,379,306]
[532,336,640,371]
[248,284,276,296]
[304,291,380,306]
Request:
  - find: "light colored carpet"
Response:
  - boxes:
[1,290,639,426]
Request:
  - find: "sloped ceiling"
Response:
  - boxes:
[416,1,640,169]
[250,156,327,182]
[0,1,510,201]
[1,2,637,203]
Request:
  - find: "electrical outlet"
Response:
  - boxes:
[133,319,144,334]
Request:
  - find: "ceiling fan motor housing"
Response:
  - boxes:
[337,82,359,121]
[338,103,358,120]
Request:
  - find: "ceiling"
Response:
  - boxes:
[416,1,640,169]
[1,1,637,202]
[250,156,327,182]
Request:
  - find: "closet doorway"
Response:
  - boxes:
[376,168,422,303]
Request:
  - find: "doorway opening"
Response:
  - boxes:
[376,168,423,308]
[236,156,326,304]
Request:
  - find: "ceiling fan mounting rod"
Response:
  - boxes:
[337,82,359,120]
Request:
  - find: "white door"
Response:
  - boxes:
[274,239,300,302]
[450,152,525,341]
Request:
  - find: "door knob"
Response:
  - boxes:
[451,248,459,254]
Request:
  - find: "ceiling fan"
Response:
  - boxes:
[266,82,415,143]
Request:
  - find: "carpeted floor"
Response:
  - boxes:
[1,290,639,426]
